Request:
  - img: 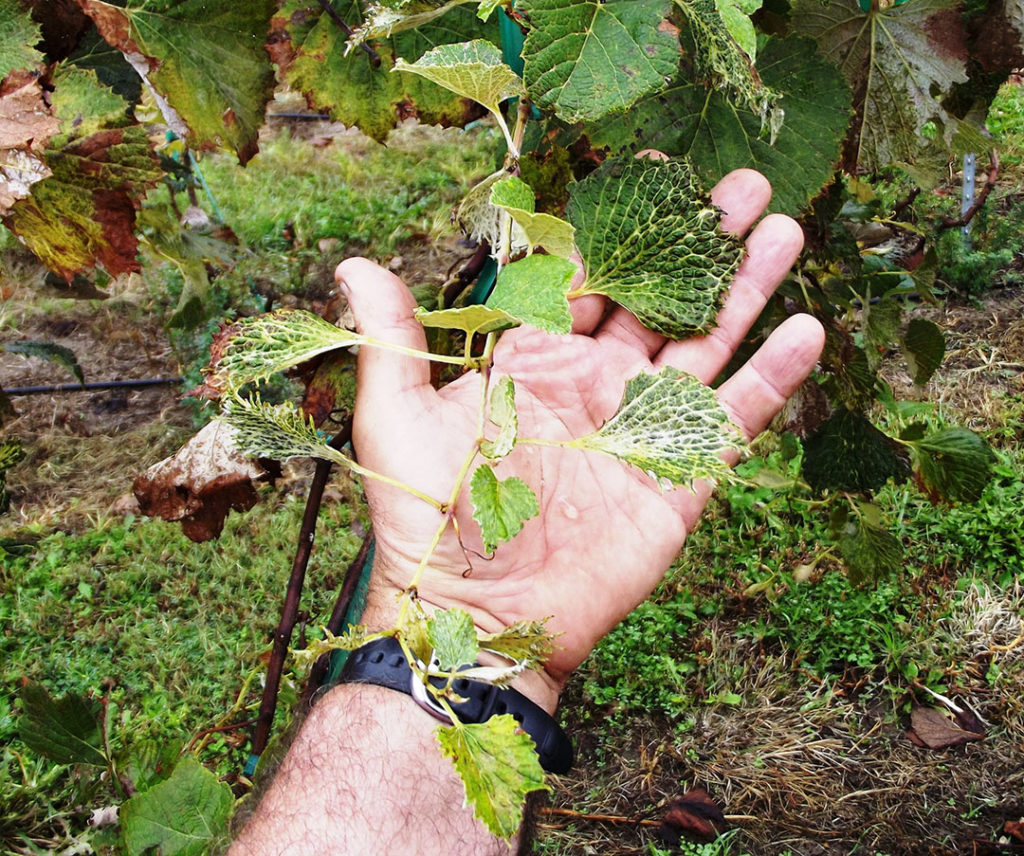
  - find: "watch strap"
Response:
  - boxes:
[337,636,573,774]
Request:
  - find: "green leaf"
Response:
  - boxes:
[571,367,742,488]
[715,0,761,60]
[414,304,519,337]
[831,505,903,585]
[478,620,555,668]
[588,35,851,216]
[901,317,945,386]
[427,607,480,669]
[436,716,549,839]
[802,409,910,493]
[81,0,277,163]
[481,376,518,460]
[909,428,996,503]
[0,0,43,78]
[4,126,162,279]
[791,0,968,171]
[488,254,576,334]
[222,396,346,466]
[393,39,524,120]
[279,0,496,143]
[519,0,679,123]
[206,309,362,398]
[120,757,233,856]
[863,294,902,370]
[469,465,540,552]
[566,157,744,338]
[17,682,108,767]
[677,0,767,112]
[490,176,576,258]
[4,340,84,384]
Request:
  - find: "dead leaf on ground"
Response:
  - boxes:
[656,787,726,846]
[133,419,276,541]
[906,705,985,749]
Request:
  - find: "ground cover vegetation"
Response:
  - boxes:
[2,0,1024,852]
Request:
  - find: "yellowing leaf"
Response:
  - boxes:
[469,465,539,552]
[571,367,743,488]
[393,39,524,117]
[480,376,518,460]
[490,176,576,258]
[0,2,43,79]
[414,304,519,338]
[478,620,555,669]
[437,716,549,839]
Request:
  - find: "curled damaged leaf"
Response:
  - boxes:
[906,705,984,750]
[656,787,727,846]
[133,419,277,542]
[0,73,59,215]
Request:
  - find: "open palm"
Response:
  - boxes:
[335,169,823,698]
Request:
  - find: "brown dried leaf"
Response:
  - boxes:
[656,787,726,846]
[1005,819,1024,842]
[0,74,59,214]
[133,419,276,542]
[906,705,984,750]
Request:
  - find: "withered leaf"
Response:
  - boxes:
[656,787,726,846]
[133,419,276,542]
[906,705,984,750]
[0,74,59,215]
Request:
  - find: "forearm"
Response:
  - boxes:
[229,683,523,856]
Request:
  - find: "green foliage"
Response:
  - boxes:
[17,683,108,768]
[428,607,481,669]
[120,758,233,856]
[436,716,549,838]
[469,465,540,552]
[490,254,576,333]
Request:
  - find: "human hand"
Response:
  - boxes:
[334,169,824,713]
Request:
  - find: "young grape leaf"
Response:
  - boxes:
[278,0,495,143]
[488,254,576,335]
[205,309,362,398]
[469,465,540,552]
[120,757,233,856]
[414,305,519,338]
[715,0,762,61]
[0,1,43,79]
[4,340,84,384]
[478,620,555,669]
[456,170,529,257]
[901,318,945,386]
[80,0,276,163]
[677,0,767,113]
[222,396,347,467]
[480,376,517,460]
[588,35,852,216]
[566,157,744,339]
[802,409,911,493]
[909,428,996,503]
[830,504,902,585]
[436,716,549,839]
[519,0,679,123]
[791,0,968,171]
[17,682,108,767]
[4,126,162,280]
[392,39,524,121]
[490,176,576,258]
[428,607,480,670]
[569,367,742,488]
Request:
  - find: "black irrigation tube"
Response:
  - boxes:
[5,377,184,396]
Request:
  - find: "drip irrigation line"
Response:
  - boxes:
[5,377,184,396]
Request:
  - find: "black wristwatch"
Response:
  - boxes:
[336,636,573,774]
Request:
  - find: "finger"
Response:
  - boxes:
[566,250,607,333]
[655,213,804,381]
[334,257,434,399]
[593,169,773,358]
[717,314,825,442]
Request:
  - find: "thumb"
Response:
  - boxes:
[334,257,433,400]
